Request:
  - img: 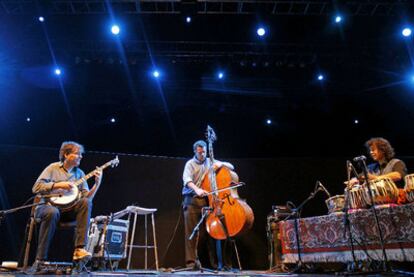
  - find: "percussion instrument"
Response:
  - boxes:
[325,195,345,214]
[345,185,369,209]
[404,174,414,203]
[365,177,399,206]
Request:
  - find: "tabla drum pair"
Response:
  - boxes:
[404,174,414,202]
[345,177,399,209]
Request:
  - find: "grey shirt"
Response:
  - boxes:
[33,162,89,197]
[182,156,234,196]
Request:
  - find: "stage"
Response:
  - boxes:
[0,269,412,277]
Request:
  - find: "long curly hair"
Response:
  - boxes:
[365,137,395,161]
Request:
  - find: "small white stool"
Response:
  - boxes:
[125,206,159,270]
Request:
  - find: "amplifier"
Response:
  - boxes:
[87,218,129,260]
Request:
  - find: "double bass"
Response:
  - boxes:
[201,126,254,240]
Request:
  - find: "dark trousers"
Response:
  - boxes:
[34,197,92,261]
[183,196,216,267]
[183,196,233,269]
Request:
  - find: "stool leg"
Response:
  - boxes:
[145,214,148,269]
[151,213,159,271]
[127,212,138,270]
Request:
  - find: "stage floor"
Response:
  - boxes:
[0,269,412,276]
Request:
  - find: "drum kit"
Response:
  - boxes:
[325,174,414,214]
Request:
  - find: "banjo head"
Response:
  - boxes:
[50,186,80,206]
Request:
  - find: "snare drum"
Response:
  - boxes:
[404,174,414,202]
[345,185,369,209]
[365,177,399,205]
[325,195,345,214]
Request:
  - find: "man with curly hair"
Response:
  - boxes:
[364,137,407,187]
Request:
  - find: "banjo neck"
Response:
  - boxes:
[72,160,115,187]
[49,156,119,211]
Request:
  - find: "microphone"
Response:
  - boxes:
[353,155,366,162]
[317,181,331,198]
[347,160,359,177]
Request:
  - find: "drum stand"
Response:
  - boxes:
[286,184,322,273]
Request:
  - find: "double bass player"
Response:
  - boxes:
[182,140,234,269]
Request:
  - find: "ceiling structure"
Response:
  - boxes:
[1,0,414,158]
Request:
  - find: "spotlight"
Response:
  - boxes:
[266,119,272,125]
[54,68,62,76]
[334,15,342,23]
[217,71,224,79]
[317,74,324,81]
[257,27,266,37]
[38,16,45,22]
[26,117,31,122]
[152,70,160,78]
[111,25,120,35]
[402,27,412,37]
[110,117,116,123]
[354,119,359,124]
[186,16,192,23]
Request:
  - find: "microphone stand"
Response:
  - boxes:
[0,196,57,226]
[357,158,389,272]
[285,185,321,273]
[173,207,217,273]
[342,162,359,273]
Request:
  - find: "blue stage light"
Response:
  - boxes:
[402,27,412,37]
[111,25,120,35]
[317,74,324,81]
[110,117,116,123]
[153,70,160,78]
[266,119,272,125]
[257,27,266,37]
[54,68,62,76]
[217,71,224,79]
[38,16,45,22]
[335,15,342,23]
[26,117,31,122]
[186,16,192,23]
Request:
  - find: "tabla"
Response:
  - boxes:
[365,177,399,206]
[404,174,414,202]
[325,195,345,214]
[345,185,369,209]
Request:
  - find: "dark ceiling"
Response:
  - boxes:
[1,0,414,158]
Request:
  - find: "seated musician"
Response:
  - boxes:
[182,140,234,270]
[31,141,102,269]
[364,137,407,188]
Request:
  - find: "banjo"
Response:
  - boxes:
[48,156,119,211]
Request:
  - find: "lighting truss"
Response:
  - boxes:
[0,0,411,16]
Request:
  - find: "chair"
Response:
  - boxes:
[21,196,76,269]
[124,206,159,271]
